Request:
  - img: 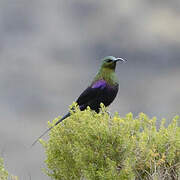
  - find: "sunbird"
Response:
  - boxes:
[32,56,126,146]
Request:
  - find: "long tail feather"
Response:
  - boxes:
[31,112,70,146]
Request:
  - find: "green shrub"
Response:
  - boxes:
[0,157,8,180]
[42,103,180,180]
[0,157,18,180]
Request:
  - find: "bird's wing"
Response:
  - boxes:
[76,80,107,108]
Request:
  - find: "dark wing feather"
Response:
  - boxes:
[76,86,103,109]
[76,80,108,112]
[77,87,99,105]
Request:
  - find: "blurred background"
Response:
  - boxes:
[0,0,180,179]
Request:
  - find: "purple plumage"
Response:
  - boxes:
[92,80,107,89]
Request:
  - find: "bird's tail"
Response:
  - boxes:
[31,112,70,146]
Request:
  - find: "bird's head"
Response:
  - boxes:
[101,56,126,71]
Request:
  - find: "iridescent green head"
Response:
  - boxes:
[101,56,126,70]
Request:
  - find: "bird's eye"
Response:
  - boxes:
[106,59,112,63]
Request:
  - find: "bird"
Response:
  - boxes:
[32,56,126,146]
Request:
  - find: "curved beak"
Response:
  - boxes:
[115,58,127,63]
[115,57,127,63]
